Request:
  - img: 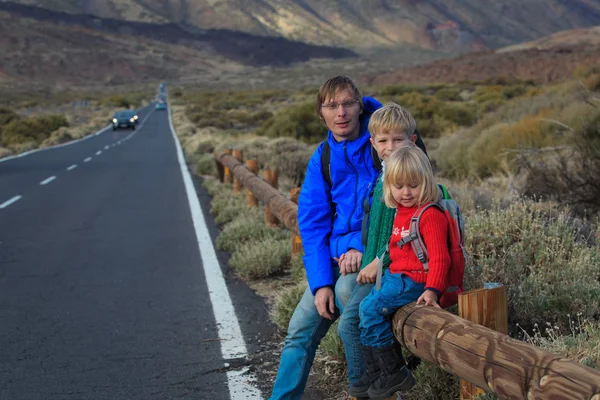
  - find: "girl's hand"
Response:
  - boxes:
[357,259,378,284]
[334,253,347,275]
[416,290,441,309]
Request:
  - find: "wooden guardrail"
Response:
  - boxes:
[214,151,600,400]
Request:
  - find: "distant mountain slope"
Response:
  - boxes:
[0,2,356,68]
[365,25,600,86]
[498,26,600,53]
[5,0,600,52]
[0,4,355,85]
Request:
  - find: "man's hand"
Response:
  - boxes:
[338,249,362,275]
[314,286,336,320]
[416,289,441,309]
[357,258,378,284]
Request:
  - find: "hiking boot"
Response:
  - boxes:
[367,343,416,400]
[348,345,380,398]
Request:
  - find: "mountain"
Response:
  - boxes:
[5,0,600,52]
[364,25,600,86]
[0,2,356,85]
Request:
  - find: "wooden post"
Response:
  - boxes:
[264,166,279,226]
[290,187,302,256]
[246,159,259,207]
[458,284,508,400]
[232,149,243,195]
[223,147,233,184]
[271,167,279,189]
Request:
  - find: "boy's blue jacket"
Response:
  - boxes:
[298,97,382,295]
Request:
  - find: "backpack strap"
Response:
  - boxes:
[375,241,389,291]
[370,145,382,172]
[398,203,442,272]
[361,179,379,246]
[320,140,332,187]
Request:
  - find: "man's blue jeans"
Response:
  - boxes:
[268,272,358,400]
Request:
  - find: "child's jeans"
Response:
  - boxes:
[359,271,425,347]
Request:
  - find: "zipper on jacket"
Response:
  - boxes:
[344,143,359,233]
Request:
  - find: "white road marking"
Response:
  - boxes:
[104,145,109,150]
[40,176,56,185]
[167,104,263,399]
[84,157,92,163]
[0,195,22,209]
[96,150,102,156]
[67,164,78,171]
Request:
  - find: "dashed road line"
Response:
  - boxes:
[67,164,78,171]
[95,150,102,156]
[0,195,22,209]
[84,157,92,163]
[40,176,56,185]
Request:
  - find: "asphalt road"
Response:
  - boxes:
[0,104,273,400]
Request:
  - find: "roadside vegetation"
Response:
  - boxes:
[0,87,153,158]
[172,67,600,399]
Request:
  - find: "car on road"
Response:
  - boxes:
[112,110,137,130]
[155,101,166,110]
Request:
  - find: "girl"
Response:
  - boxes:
[354,146,451,400]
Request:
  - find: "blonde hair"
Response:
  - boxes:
[316,76,363,120]
[368,102,416,139]
[383,146,440,208]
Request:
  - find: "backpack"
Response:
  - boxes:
[320,128,429,187]
[376,195,466,309]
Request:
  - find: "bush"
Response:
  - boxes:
[271,282,307,330]
[229,237,292,279]
[210,191,247,225]
[195,153,217,176]
[216,209,289,251]
[257,101,324,143]
[465,200,600,334]
[1,114,68,147]
[434,87,462,101]
[404,363,460,400]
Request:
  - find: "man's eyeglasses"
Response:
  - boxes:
[321,100,360,112]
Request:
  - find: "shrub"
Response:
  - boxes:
[522,318,600,369]
[1,114,68,147]
[0,107,19,127]
[465,200,600,334]
[196,153,217,176]
[216,209,289,251]
[271,282,307,330]
[257,101,324,143]
[585,74,600,92]
[229,237,292,279]
[210,191,247,225]
[434,87,462,101]
[405,363,460,400]
[320,321,345,360]
[289,253,306,283]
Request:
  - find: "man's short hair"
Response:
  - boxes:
[315,76,364,120]
[368,102,416,138]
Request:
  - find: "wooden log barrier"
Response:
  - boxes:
[263,166,280,227]
[223,147,233,184]
[290,187,303,256]
[392,303,600,400]
[216,153,298,235]
[459,285,508,399]
[246,159,259,208]
[232,149,244,195]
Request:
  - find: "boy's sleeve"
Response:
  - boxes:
[299,148,335,295]
[420,209,451,293]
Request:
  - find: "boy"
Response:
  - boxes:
[337,103,449,398]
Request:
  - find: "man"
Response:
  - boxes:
[269,76,381,399]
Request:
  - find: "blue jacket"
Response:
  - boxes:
[298,97,382,294]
